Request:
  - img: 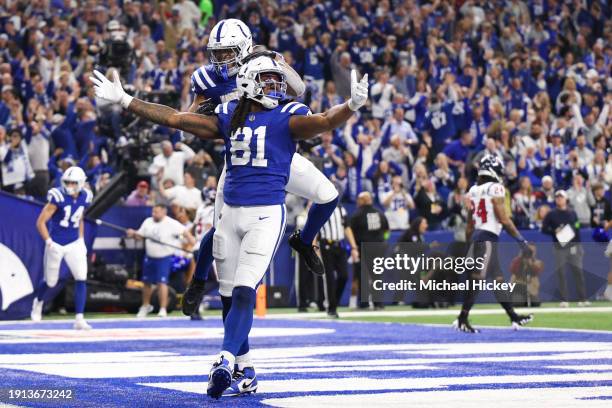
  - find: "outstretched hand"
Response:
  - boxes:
[348,69,368,111]
[89,70,133,108]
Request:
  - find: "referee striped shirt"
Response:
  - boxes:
[319,206,347,242]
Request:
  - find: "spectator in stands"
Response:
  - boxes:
[415,178,448,230]
[590,183,611,228]
[330,41,353,99]
[148,141,195,187]
[26,121,50,197]
[512,177,538,229]
[371,69,396,120]
[381,175,415,231]
[312,131,344,179]
[431,153,456,201]
[158,171,202,215]
[125,180,154,207]
[536,175,556,207]
[566,174,592,226]
[533,204,551,230]
[185,151,218,190]
[447,177,469,243]
[0,128,34,193]
[443,130,472,172]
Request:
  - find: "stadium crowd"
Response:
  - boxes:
[0,0,611,241]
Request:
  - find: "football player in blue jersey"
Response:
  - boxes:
[90,55,368,399]
[33,166,93,330]
[186,20,340,315]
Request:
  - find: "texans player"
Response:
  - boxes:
[455,156,534,333]
[185,20,340,317]
[89,55,368,398]
[33,166,93,330]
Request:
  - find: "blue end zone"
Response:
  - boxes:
[0,318,611,407]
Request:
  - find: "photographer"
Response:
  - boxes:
[509,244,544,307]
[99,21,132,80]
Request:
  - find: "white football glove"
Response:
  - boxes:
[348,69,369,111]
[89,69,133,109]
[45,238,60,251]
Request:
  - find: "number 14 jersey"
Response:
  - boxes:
[467,181,504,236]
[215,100,311,207]
[47,187,93,245]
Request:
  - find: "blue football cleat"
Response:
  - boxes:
[223,367,258,397]
[207,356,233,399]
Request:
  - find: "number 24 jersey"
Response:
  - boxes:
[467,182,504,236]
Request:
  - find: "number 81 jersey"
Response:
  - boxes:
[215,100,311,206]
[467,181,504,236]
[47,187,93,245]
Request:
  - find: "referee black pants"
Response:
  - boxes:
[320,241,348,313]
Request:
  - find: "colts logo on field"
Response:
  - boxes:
[0,243,34,310]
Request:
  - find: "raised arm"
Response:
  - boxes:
[89,70,220,140]
[289,70,368,140]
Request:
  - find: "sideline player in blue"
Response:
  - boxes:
[185,20,339,314]
[33,166,93,330]
[90,54,369,399]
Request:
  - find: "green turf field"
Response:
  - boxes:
[35,301,612,331]
[340,311,612,331]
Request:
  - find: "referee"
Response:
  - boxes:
[350,192,389,309]
[319,203,359,318]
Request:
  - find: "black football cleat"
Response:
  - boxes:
[453,315,480,333]
[511,313,533,330]
[182,278,206,316]
[289,230,325,276]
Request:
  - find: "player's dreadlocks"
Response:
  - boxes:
[230,96,253,135]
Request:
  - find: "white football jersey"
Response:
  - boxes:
[467,181,505,236]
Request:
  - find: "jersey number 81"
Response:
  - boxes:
[230,126,268,167]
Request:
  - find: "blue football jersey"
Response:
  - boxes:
[47,187,93,245]
[214,100,311,206]
[190,65,241,106]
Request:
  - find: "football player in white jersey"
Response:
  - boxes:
[184,21,340,318]
[33,167,93,330]
[454,155,534,333]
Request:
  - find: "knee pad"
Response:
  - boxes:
[316,178,339,204]
[232,286,256,307]
[212,233,226,260]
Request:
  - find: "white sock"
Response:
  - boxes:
[349,295,357,308]
[235,351,252,371]
[218,351,235,371]
[159,307,167,313]
[75,313,84,321]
